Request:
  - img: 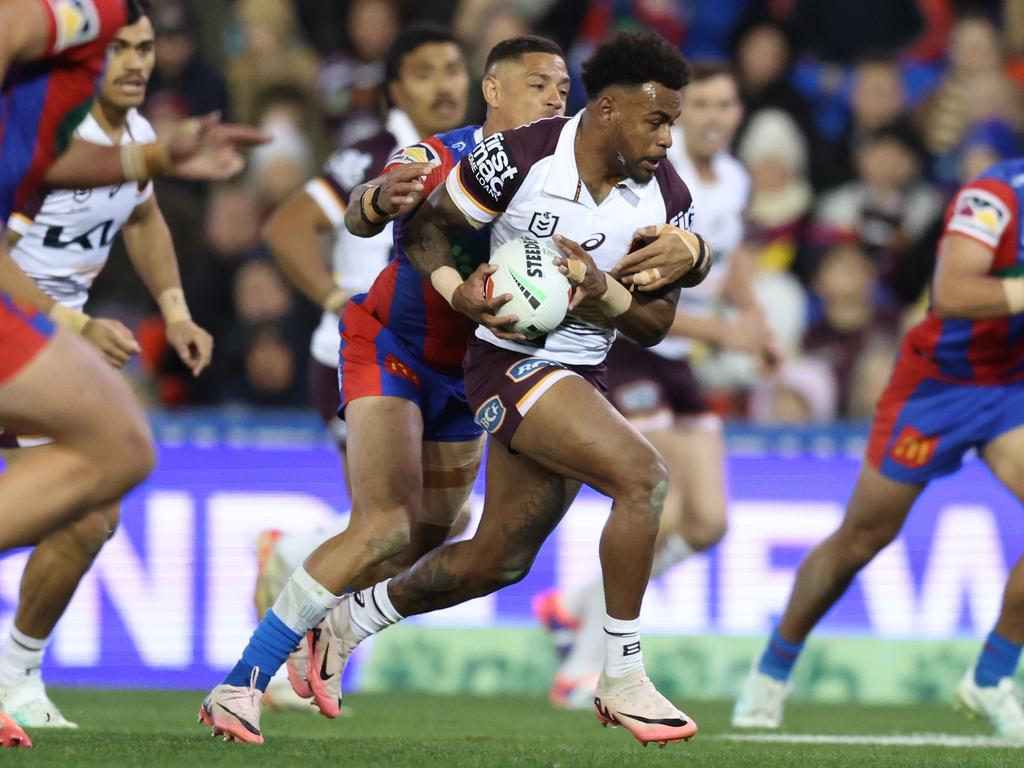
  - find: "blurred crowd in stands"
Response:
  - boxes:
[93,0,1022,423]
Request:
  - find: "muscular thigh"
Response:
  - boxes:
[343,396,424,521]
[512,375,660,499]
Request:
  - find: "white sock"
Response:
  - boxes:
[276,519,349,572]
[650,533,696,579]
[270,566,343,634]
[603,615,644,678]
[0,627,49,688]
[348,580,404,641]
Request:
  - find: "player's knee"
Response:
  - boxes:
[837,523,897,567]
[684,515,728,553]
[613,448,669,521]
[69,507,119,559]
[356,508,413,560]
[485,550,535,591]
[106,419,155,494]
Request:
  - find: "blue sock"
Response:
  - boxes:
[975,630,1022,688]
[224,610,302,691]
[758,627,805,683]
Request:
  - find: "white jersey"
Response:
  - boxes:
[304,109,420,367]
[654,125,750,360]
[7,110,155,311]
[447,111,695,366]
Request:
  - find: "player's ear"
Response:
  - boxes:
[482,74,501,110]
[594,94,616,127]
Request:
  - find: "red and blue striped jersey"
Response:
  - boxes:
[904,159,1024,384]
[354,124,490,374]
[1,0,126,221]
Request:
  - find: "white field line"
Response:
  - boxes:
[713,733,1019,748]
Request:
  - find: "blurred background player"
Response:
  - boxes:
[733,158,1024,740]
[535,59,776,708]
[199,35,570,743]
[0,9,212,729]
[284,31,710,749]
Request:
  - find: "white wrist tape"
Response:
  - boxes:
[1003,278,1024,314]
[599,277,633,317]
[430,266,463,307]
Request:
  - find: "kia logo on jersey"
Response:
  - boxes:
[528,211,560,238]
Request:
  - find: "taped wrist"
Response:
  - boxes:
[430,266,463,307]
[598,276,633,317]
[48,303,90,333]
[1004,278,1024,314]
[158,288,192,324]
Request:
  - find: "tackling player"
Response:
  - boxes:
[198,35,571,743]
[535,61,774,706]
[268,32,711,749]
[256,21,469,710]
[0,9,212,729]
[732,160,1024,740]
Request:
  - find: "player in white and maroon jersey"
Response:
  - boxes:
[0,11,212,730]
[536,61,777,707]
[303,32,712,748]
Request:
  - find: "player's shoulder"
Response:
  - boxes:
[41,0,126,61]
[125,108,156,143]
[499,115,570,164]
[654,157,695,226]
[945,160,1024,248]
[322,128,397,191]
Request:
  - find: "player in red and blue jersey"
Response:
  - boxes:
[734,160,1024,739]
[199,37,569,744]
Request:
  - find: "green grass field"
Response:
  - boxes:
[5,689,1021,767]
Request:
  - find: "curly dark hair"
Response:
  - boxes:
[581,31,690,99]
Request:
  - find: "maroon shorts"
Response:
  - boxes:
[308,355,346,446]
[462,337,607,448]
[606,338,709,429]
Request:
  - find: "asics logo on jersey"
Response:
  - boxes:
[468,134,518,201]
[891,426,938,469]
[580,233,606,251]
[42,220,116,250]
[528,211,559,238]
[475,396,506,433]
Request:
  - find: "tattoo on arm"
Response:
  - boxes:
[402,190,476,281]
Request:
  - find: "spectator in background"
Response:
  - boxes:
[803,244,898,418]
[918,14,1024,173]
[820,55,909,188]
[814,121,944,306]
[958,119,1023,184]
[227,0,321,125]
[749,357,838,425]
[248,87,317,211]
[318,0,401,147]
[146,0,229,121]
[461,4,533,122]
[731,16,823,186]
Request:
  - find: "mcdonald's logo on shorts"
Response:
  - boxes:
[890,426,938,469]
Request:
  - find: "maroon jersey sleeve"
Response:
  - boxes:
[445,117,566,225]
[304,130,398,227]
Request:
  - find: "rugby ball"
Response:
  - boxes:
[485,235,571,339]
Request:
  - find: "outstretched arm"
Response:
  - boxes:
[344,162,433,238]
[122,196,213,376]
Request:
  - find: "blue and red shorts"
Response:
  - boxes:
[0,293,55,386]
[337,301,482,442]
[866,357,1024,484]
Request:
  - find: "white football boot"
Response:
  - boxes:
[955,667,1024,742]
[0,680,77,729]
[593,670,698,747]
[198,668,264,744]
[731,663,787,729]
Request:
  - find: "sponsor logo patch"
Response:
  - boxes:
[528,211,560,238]
[890,426,938,469]
[384,356,420,387]
[389,143,439,167]
[325,149,374,192]
[505,357,558,383]
[670,201,696,230]
[467,133,518,201]
[948,188,1010,248]
[49,0,100,53]
[475,395,506,434]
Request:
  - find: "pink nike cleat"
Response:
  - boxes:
[593,670,698,748]
[532,589,579,659]
[0,712,31,748]
[198,669,264,744]
[305,596,361,719]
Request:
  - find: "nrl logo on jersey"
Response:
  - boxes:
[528,211,559,238]
[468,133,518,201]
[474,396,506,434]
